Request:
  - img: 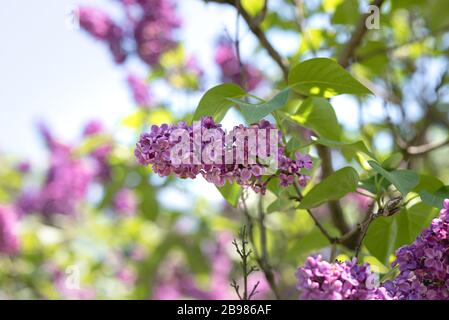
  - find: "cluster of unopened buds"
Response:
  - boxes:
[135,117,312,194]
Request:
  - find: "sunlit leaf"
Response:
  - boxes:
[288,58,372,97]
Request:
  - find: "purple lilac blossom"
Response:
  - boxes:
[0,205,20,255]
[134,117,311,194]
[16,126,92,217]
[16,161,31,173]
[133,0,181,66]
[82,120,112,181]
[78,7,127,63]
[214,39,263,91]
[126,74,152,107]
[296,255,394,300]
[113,188,137,216]
[383,199,449,300]
[83,120,104,137]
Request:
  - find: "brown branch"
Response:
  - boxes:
[407,138,449,156]
[337,0,385,68]
[240,194,281,299]
[231,226,260,300]
[292,182,338,244]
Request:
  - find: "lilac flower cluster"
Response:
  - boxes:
[126,74,152,107]
[296,255,394,300]
[78,7,127,64]
[78,0,180,67]
[0,205,20,255]
[383,199,449,300]
[83,120,112,181]
[134,117,312,194]
[16,126,92,217]
[132,0,181,66]
[214,39,263,91]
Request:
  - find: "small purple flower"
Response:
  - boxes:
[295,152,313,170]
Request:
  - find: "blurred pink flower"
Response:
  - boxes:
[0,205,20,255]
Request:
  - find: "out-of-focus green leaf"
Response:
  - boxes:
[241,0,265,16]
[382,152,403,170]
[299,167,359,209]
[193,83,245,122]
[289,58,372,97]
[217,182,241,207]
[228,89,290,124]
[406,202,439,237]
[420,186,449,209]
[368,161,419,196]
[287,228,329,261]
[290,97,342,140]
[413,174,444,193]
[314,137,376,160]
[395,209,412,248]
[332,0,359,25]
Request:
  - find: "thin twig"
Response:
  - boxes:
[292,181,338,243]
[206,0,289,81]
[231,226,260,300]
[337,0,386,68]
[407,138,449,156]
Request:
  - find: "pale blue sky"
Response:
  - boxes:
[0,0,388,166]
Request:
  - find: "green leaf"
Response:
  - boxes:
[314,137,376,160]
[365,217,398,265]
[288,58,372,97]
[227,88,290,124]
[241,0,265,16]
[287,228,330,260]
[290,97,342,140]
[382,152,403,170]
[299,167,359,209]
[407,202,439,237]
[368,161,419,196]
[332,0,359,25]
[217,182,241,207]
[193,83,245,122]
[420,186,449,209]
[395,209,412,248]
